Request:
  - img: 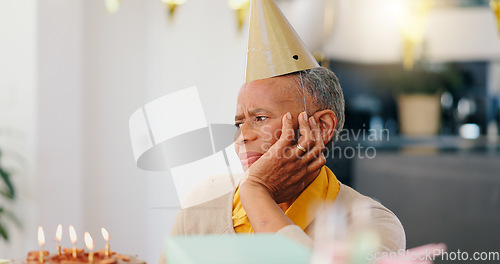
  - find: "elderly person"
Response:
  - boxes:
[160,0,405,262]
[166,67,405,251]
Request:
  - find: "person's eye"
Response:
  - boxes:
[234,122,242,128]
[256,116,268,121]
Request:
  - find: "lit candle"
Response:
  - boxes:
[69,225,78,259]
[55,224,62,255]
[84,232,94,264]
[38,226,45,264]
[101,228,110,257]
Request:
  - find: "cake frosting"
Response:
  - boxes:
[13,249,146,264]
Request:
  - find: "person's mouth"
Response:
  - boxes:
[238,152,263,168]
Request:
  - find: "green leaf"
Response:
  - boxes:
[0,221,9,241]
[0,149,19,242]
[0,167,15,199]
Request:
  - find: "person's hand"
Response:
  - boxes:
[241,111,326,204]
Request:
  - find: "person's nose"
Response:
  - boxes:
[234,122,258,145]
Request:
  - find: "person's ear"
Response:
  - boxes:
[312,110,337,144]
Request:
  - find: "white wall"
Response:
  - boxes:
[82,0,149,258]
[0,0,87,257]
[82,0,246,263]
[37,0,85,251]
[140,1,246,260]
[0,0,38,257]
[0,0,246,261]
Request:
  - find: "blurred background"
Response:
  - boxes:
[0,0,499,263]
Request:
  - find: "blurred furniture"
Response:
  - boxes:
[353,149,500,261]
[329,60,492,136]
[324,2,500,137]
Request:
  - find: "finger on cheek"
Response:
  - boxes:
[309,116,317,127]
[280,112,294,142]
[309,116,319,135]
[298,112,308,133]
[300,112,313,142]
[301,111,308,123]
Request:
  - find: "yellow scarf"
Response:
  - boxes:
[232,166,340,234]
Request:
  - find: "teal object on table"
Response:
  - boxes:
[165,234,312,264]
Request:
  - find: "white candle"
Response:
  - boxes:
[69,225,78,259]
[55,224,62,255]
[38,226,45,264]
[84,232,94,264]
[101,228,110,257]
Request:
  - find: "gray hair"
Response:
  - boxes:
[294,67,345,145]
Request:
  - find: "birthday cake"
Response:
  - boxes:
[17,249,146,264]
[10,226,146,264]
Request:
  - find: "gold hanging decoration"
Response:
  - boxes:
[105,0,121,14]
[491,0,500,34]
[229,0,251,31]
[400,0,433,70]
[162,0,187,18]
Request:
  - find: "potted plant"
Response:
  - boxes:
[0,149,19,241]
[388,65,463,136]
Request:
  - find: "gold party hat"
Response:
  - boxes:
[245,0,320,83]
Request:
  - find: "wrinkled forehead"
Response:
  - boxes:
[237,74,303,105]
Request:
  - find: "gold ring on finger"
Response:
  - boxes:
[297,143,307,153]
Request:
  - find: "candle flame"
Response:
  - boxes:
[84,232,94,250]
[101,228,109,241]
[55,224,62,242]
[38,226,45,246]
[69,225,77,244]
